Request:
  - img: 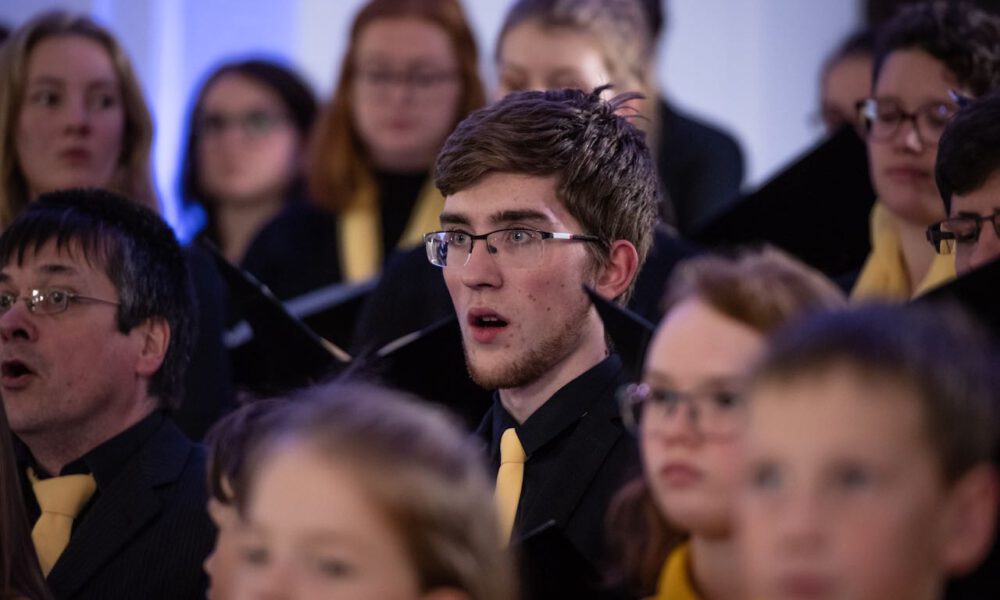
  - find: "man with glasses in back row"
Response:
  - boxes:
[927,87,1000,275]
[850,1,1000,301]
[0,189,213,599]
[425,86,659,572]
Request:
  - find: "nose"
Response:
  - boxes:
[458,238,503,289]
[773,487,826,556]
[61,94,92,136]
[897,118,924,153]
[0,302,37,343]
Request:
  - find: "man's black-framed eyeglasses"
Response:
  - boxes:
[0,288,120,315]
[927,211,1000,254]
[424,228,606,269]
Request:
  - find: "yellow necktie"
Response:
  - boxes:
[27,468,97,576]
[495,428,526,543]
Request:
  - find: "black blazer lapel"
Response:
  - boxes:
[517,408,623,534]
[46,421,193,598]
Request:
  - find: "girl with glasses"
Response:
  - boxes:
[609,248,844,599]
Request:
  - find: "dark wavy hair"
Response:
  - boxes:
[179,58,318,244]
[872,1,1000,96]
[935,88,1000,213]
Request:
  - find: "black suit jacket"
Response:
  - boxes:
[477,356,639,568]
[25,417,213,600]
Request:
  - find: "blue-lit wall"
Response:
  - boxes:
[0,0,861,239]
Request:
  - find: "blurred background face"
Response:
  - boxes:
[350,17,461,173]
[740,371,955,600]
[496,21,613,98]
[820,53,871,135]
[236,442,424,600]
[16,34,124,198]
[205,496,244,600]
[639,298,764,537]
[866,49,958,226]
[196,73,300,206]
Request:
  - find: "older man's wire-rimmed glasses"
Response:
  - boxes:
[424,228,606,269]
[617,382,748,439]
[0,288,120,315]
[927,211,1000,254]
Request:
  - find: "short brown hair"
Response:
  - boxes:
[435,86,660,301]
[244,381,515,600]
[0,11,157,227]
[662,246,848,333]
[751,302,999,484]
[307,0,485,214]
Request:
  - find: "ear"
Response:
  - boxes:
[940,463,1000,575]
[133,316,171,378]
[420,587,471,600]
[592,239,639,301]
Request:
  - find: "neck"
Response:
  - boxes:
[498,312,609,423]
[369,149,434,174]
[689,534,742,600]
[896,218,935,291]
[20,398,155,476]
[215,194,284,264]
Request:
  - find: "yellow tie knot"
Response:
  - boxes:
[28,468,97,576]
[500,427,526,464]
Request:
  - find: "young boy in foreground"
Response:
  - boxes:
[740,304,999,600]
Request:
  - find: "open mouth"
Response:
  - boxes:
[1,360,35,385]
[473,315,508,328]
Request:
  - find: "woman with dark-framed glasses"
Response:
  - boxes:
[608,248,845,600]
[851,2,1000,301]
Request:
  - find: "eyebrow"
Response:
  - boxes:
[439,209,555,230]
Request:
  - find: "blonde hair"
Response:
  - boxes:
[0,10,157,227]
[245,381,515,600]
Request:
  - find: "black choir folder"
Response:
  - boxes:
[692,125,877,288]
[917,254,1000,341]
[584,285,655,381]
[208,242,491,424]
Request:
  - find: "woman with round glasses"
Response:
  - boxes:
[178,58,340,300]
[610,248,845,599]
[851,2,1000,301]
[306,0,484,284]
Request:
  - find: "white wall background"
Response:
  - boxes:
[0,0,862,237]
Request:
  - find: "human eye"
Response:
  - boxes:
[89,88,119,111]
[308,554,355,579]
[709,390,744,411]
[648,387,681,411]
[0,292,17,311]
[831,463,875,492]
[446,230,471,246]
[874,102,902,124]
[240,543,270,567]
[944,217,980,243]
[244,110,277,135]
[922,103,955,128]
[505,229,538,245]
[28,88,60,108]
[748,461,784,492]
[198,113,227,136]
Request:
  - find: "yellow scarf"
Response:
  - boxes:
[851,202,955,302]
[651,543,701,600]
[337,170,444,282]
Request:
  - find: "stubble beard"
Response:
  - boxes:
[464,295,592,391]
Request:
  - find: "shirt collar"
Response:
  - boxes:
[490,354,623,458]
